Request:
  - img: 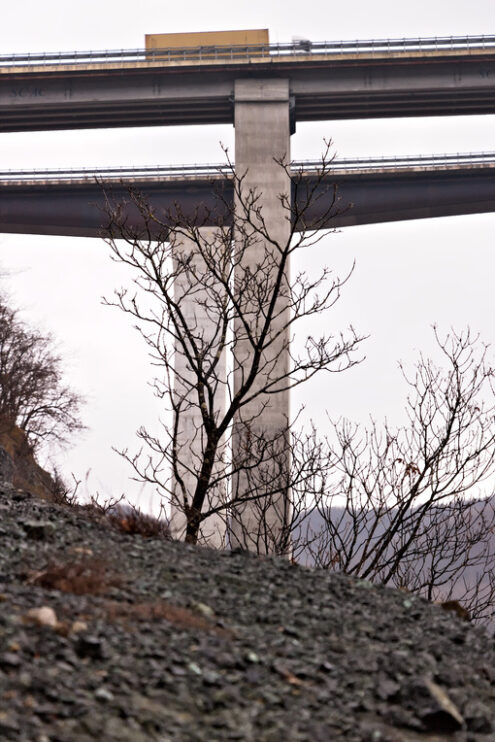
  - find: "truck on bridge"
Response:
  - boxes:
[145,28,269,58]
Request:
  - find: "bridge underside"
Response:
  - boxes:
[3,53,495,132]
[1,169,494,238]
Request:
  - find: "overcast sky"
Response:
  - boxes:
[1,0,495,510]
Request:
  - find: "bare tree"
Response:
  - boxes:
[100,150,495,622]
[0,297,84,452]
[294,328,495,623]
[102,146,363,549]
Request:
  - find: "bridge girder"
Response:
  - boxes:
[1,167,495,238]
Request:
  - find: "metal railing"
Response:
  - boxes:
[0,152,494,183]
[300,151,495,172]
[0,163,233,182]
[1,34,495,68]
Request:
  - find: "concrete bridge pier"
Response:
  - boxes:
[170,227,228,548]
[171,80,294,553]
[230,78,293,553]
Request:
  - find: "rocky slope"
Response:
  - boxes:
[0,427,56,501]
[0,483,494,742]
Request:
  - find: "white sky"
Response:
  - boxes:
[1,0,495,509]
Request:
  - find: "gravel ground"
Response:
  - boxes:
[0,484,494,742]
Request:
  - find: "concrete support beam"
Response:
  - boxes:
[231,79,292,553]
[4,52,495,131]
[4,168,495,237]
[170,227,227,548]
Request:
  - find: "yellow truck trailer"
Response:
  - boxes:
[145,29,269,59]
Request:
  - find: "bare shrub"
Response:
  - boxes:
[27,557,122,595]
[103,599,229,635]
[106,505,170,539]
[292,329,495,624]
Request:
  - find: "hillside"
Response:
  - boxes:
[0,483,494,741]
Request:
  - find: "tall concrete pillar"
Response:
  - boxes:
[169,227,228,548]
[230,79,292,553]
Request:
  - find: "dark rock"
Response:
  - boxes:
[0,446,14,483]
[12,489,31,501]
[319,660,334,672]
[375,674,401,701]
[405,677,464,732]
[74,635,106,660]
[0,714,20,735]
[21,520,55,540]
[383,705,424,731]
[464,700,494,734]
[0,651,21,668]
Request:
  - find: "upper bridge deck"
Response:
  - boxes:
[2,34,495,131]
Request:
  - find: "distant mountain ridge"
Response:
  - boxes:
[293,496,495,623]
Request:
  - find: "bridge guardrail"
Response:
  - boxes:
[1,34,495,67]
[299,152,495,171]
[0,164,234,181]
[1,153,495,183]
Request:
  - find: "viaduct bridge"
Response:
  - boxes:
[1,152,495,236]
[1,32,495,548]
